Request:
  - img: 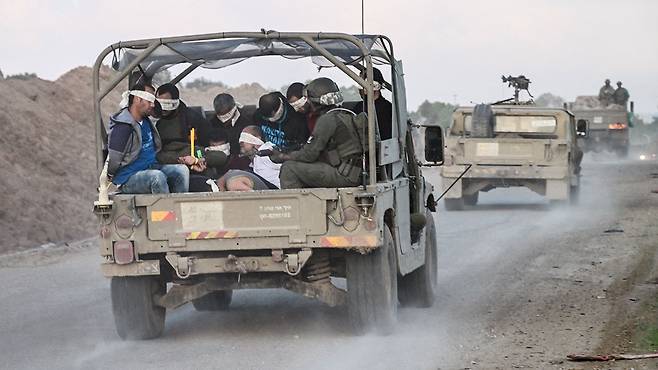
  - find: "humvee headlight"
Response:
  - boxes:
[640,154,647,161]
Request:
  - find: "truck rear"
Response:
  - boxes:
[92,31,444,339]
[570,96,632,157]
[441,105,583,209]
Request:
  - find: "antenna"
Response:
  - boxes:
[361,0,365,34]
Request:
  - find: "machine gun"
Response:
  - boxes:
[495,75,534,105]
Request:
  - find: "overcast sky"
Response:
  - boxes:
[1,0,656,115]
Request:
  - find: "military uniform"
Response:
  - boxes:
[598,84,615,106]
[278,109,364,189]
[613,87,630,106]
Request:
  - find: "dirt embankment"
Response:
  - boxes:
[0,68,269,254]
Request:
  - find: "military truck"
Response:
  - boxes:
[441,102,587,210]
[569,96,634,158]
[92,31,445,339]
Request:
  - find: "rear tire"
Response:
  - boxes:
[192,290,233,311]
[463,192,479,206]
[444,198,464,211]
[399,211,438,308]
[616,147,629,159]
[346,225,398,335]
[111,276,166,340]
[570,185,580,205]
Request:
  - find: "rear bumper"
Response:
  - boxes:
[441,164,571,200]
[441,164,568,180]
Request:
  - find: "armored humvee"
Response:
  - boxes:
[440,103,586,210]
[92,31,445,339]
[568,96,633,158]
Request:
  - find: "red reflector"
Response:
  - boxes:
[113,241,134,265]
[608,122,626,130]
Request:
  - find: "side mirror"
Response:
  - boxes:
[630,101,635,113]
[576,119,589,138]
[424,126,444,165]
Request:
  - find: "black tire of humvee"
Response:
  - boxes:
[346,225,398,335]
[444,198,464,211]
[570,185,580,205]
[111,276,166,340]
[471,104,494,138]
[192,290,233,311]
[464,192,479,206]
[616,147,629,159]
[398,211,438,308]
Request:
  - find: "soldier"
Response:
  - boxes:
[613,81,630,106]
[271,77,364,189]
[598,79,615,106]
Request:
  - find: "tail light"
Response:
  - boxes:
[608,122,626,130]
[113,241,135,264]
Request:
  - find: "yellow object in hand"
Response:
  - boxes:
[190,128,195,158]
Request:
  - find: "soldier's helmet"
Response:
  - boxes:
[304,77,343,106]
[617,81,623,86]
[605,78,611,84]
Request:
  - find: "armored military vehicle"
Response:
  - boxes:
[440,76,587,210]
[92,31,444,339]
[568,96,633,158]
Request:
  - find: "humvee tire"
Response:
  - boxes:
[471,104,494,138]
[570,185,580,205]
[616,147,629,159]
[398,211,438,308]
[192,290,233,311]
[111,276,166,340]
[444,198,464,211]
[464,192,479,206]
[347,225,398,335]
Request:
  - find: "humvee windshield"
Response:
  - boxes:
[454,115,557,135]
[494,116,556,133]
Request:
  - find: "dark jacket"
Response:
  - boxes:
[156,102,212,164]
[256,92,309,151]
[107,108,162,177]
[354,95,393,140]
[207,106,256,157]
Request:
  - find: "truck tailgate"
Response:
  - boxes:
[141,191,328,242]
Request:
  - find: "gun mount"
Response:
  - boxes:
[496,75,534,105]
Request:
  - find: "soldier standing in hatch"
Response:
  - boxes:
[270,77,364,189]
[598,79,616,106]
[613,81,630,106]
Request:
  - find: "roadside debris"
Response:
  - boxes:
[567,352,658,362]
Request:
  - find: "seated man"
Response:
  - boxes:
[154,83,212,172]
[353,67,393,140]
[256,91,309,152]
[287,82,319,133]
[107,83,189,194]
[239,125,281,189]
[208,93,254,171]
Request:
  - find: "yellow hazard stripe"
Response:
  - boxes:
[151,211,175,222]
[320,235,378,247]
[185,231,238,240]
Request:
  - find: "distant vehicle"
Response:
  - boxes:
[441,87,586,209]
[568,96,634,158]
[92,31,444,339]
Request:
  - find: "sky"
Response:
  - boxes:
[1,0,657,116]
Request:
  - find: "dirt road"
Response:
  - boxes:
[0,160,656,370]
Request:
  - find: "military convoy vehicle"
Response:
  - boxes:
[568,96,633,158]
[92,31,444,339]
[440,77,587,210]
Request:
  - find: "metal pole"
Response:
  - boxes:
[361,0,365,34]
